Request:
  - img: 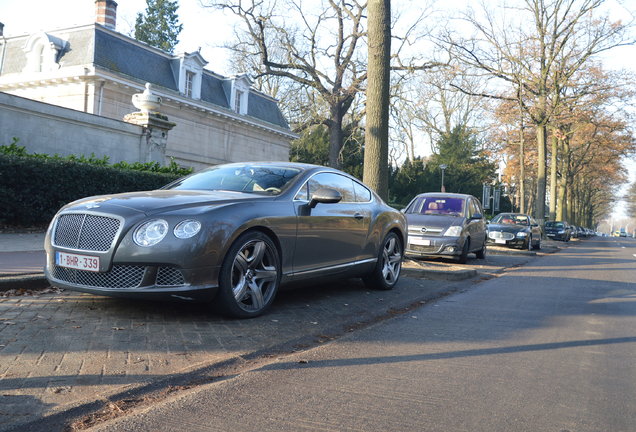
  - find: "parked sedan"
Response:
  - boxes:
[404,192,487,264]
[544,221,572,241]
[487,213,541,250]
[44,162,407,318]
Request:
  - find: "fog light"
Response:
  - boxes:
[447,246,456,253]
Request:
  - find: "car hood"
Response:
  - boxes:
[61,190,273,216]
[406,214,465,230]
[487,223,527,233]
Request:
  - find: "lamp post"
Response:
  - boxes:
[440,164,447,192]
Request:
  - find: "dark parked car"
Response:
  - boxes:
[44,162,407,318]
[486,212,541,250]
[544,221,572,241]
[403,192,487,264]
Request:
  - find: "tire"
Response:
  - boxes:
[476,240,486,259]
[458,238,470,264]
[216,231,281,318]
[363,232,403,290]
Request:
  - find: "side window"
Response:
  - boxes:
[467,199,475,218]
[294,182,309,201]
[307,173,356,203]
[353,181,372,203]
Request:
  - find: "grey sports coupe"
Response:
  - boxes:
[44,162,406,318]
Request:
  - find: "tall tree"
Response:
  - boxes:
[363,0,391,200]
[444,0,633,224]
[134,0,183,53]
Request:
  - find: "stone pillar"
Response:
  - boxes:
[123,83,176,165]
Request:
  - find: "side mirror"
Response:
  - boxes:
[309,188,342,208]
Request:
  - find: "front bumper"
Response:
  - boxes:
[405,235,464,258]
[45,252,220,302]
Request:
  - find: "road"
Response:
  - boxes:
[85,236,636,432]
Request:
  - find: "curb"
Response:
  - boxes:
[0,273,49,292]
[402,266,477,281]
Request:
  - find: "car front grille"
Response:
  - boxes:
[53,265,145,288]
[54,213,121,252]
[408,226,444,237]
[156,267,186,286]
[488,231,515,241]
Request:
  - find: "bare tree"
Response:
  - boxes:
[443,0,634,223]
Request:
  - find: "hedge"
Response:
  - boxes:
[0,154,182,227]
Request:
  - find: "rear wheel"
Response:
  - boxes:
[363,232,403,290]
[216,231,281,318]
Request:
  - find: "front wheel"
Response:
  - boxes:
[363,232,403,290]
[216,231,281,318]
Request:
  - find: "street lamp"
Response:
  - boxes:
[440,164,447,192]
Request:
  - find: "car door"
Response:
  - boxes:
[466,198,486,250]
[292,172,368,275]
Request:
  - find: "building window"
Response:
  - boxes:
[234,89,244,113]
[185,70,195,98]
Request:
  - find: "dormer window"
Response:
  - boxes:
[23,32,68,73]
[230,74,252,115]
[185,70,195,98]
[175,51,207,100]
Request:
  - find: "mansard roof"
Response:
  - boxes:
[0,24,289,130]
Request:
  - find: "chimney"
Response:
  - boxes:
[95,0,118,30]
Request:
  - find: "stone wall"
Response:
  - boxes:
[0,91,147,164]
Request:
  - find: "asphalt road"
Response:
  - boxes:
[85,236,636,432]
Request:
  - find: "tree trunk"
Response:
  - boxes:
[549,134,558,220]
[519,112,526,214]
[328,106,345,169]
[535,123,547,224]
[363,0,391,201]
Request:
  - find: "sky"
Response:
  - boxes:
[1,0,635,220]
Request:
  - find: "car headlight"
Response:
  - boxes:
[174,220,201,239]
[133,219,169,247]
[558,230,565,234]
[444,226,463,237]
[516,232,528,237]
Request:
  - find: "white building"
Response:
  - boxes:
[0,0,295,169]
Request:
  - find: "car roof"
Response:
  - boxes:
[414,192,475,200]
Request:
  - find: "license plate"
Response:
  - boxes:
[409,237,431,246]
[547,233,555,237]
[495,239,507,244]
[56,252,100,272]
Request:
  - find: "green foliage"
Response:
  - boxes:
[388,157,437,207]
[134,0,183,53]
[0,139,192,176]
[0,154,181,227]
[427,125,498,199]
[290,125,364,180]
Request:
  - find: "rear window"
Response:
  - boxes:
[407,196,465,216]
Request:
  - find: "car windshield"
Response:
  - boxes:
[492,214,529,226]
[545,222,565,228]
[408,196,465,217]
[165,165,302,195]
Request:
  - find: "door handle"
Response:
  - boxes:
[354,213,364,219]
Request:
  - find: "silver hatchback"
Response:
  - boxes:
[404,192,487,264]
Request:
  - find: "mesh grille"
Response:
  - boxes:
[489,231,515,241]
[156,267,186,286]
[54,213,121,251]
[53,265,145,288]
